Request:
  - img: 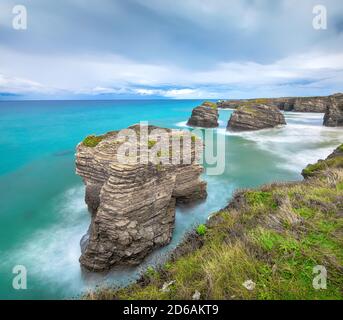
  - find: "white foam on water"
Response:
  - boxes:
[176,120,226,128]
[175,121,189,128]
[221,112,343,173]
[2,186,90,297]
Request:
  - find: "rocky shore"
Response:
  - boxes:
[187,101,219,128]
[76,124,207,271]
[85,144,343,300]
[227,104,286,131]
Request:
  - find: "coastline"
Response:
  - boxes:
[85,144,343,300]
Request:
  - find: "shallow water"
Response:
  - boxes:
[0,100,342,299]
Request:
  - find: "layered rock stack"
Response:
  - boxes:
[218,94,343,113]
[227,104,286,131]
[187,101,219,128]
[323,94,343,127]
[292,97,328,112]
[76,124,207,271]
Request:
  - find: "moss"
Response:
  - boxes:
[191,135,197,143]
[338,144,343,152]
[82,135,103,147]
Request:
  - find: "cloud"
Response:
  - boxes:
[0,74,53,95]
[0,0,343,99]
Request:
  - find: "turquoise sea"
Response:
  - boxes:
[0,100,342,299]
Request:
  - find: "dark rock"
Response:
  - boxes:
[187,102,219,128]
[227,104,286,131]
[293,97,328,112]
[323,94,343,127]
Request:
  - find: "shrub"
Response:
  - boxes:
[196,224,207,236]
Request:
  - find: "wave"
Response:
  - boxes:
[1,186,90,297]
[175,121,189,128]
[220,113,343,173]
[175,120,226,128]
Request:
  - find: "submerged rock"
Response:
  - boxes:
[323,94,343,127]
[187,101,219,128]
[75,124,207,271]
[227,104,286,131]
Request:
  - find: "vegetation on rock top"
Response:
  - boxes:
[82,135,103,147]
[202,101,217,109]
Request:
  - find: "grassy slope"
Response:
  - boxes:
[85,145,343,300]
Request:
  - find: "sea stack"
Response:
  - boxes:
[323,94,343,127]
[227,104,286,131]
[75,124,207,271]
[187,101,219,128]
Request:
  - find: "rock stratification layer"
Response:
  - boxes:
[187,102,219,128]
[76,125,207,271]
[323,94,343,127]
[227,104,286,131]
[218,93,343,113]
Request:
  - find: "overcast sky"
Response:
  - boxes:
[0,0,343,99]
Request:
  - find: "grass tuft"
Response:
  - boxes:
[82,135,103,147]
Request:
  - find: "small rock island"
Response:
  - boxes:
[76,124,207,271]
[227,104,286,131]
[187,101,219,128]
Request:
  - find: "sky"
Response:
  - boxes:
[0,0,343,100]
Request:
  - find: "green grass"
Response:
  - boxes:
[302,155,343,177]
[84,146,343,300]
[82,135,103,147]
[202,101,217,109]
[196,224,207,236]
[245,191,277,210]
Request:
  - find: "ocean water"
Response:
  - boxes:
[0,100,342,299]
